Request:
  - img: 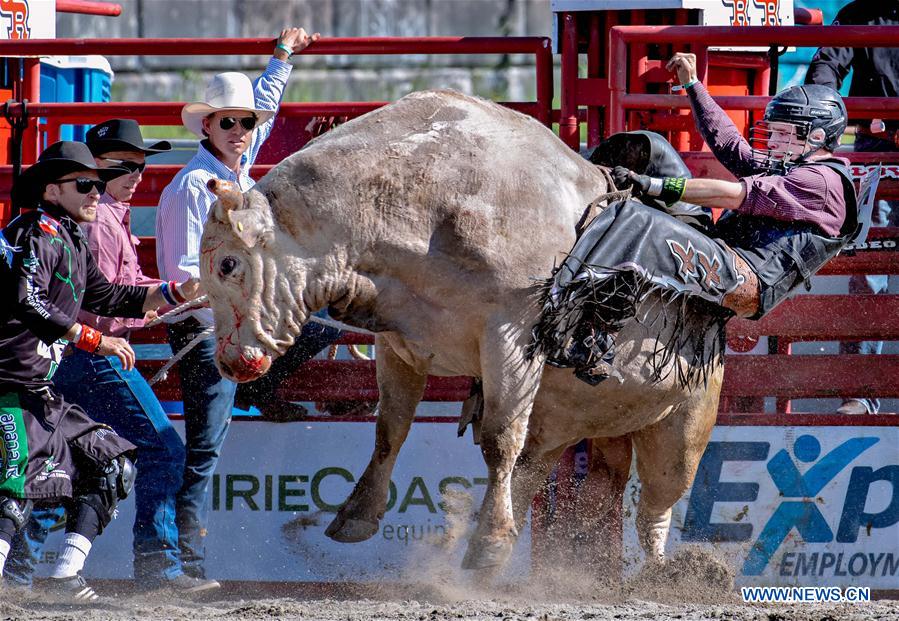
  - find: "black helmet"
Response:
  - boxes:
[764,84,847,151]
[750,84,847,173]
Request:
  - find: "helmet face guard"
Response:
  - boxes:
[751,84,848,174]
[749,119,814,174]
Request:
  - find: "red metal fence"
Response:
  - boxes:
[607,25,899,135]
[2,30,898,419]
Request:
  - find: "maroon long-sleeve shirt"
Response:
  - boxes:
[686,82,848,237]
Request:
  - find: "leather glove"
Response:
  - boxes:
[611,166,653,198]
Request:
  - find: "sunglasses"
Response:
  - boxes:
[102,158,146,174]
[54,177,107,195]
[218,116,257,131]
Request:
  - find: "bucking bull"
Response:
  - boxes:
[199,90,723,572]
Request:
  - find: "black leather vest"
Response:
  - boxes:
[715,158,859,319]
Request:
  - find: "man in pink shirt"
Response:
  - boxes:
[6,120,218,594]
[530,53,859,386]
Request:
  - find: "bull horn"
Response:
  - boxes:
[208,178,244,216]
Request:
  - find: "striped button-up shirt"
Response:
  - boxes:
[80,195,162,337]
[156,57,291,324]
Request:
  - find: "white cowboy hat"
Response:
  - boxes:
[181,72,276,138]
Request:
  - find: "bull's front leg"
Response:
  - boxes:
[325,335,428,543]
[462,318,543,570]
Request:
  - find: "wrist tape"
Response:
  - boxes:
[159,281,177,306]
[75,325,102,353]
[659,177,687,206]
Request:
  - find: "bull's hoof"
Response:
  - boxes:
[325,515,379,543]
[461,537,513,571]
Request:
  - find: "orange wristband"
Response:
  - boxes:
[75,324,102,353]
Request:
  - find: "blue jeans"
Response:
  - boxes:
[838,135,899,413]
[4,349,186,586]
[168,319,236,579]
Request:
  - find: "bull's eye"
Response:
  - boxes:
[219,256,239,277]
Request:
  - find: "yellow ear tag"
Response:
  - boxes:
[237,222,244,232]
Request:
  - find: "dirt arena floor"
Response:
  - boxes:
[4,594,899,621]
[4,556,898,621]
[3,585,897,621]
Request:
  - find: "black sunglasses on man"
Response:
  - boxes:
[54,177,107,194]
[219,116,258,131]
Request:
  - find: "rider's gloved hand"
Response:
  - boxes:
[611,166,653,198]
[612,166,687,206]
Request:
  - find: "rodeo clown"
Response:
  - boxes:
[531,52,859,385]
[0,141,200,601]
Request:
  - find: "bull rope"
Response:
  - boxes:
[145,296,374,385]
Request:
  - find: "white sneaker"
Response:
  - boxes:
[836,399,870,416]
[44,573,100,603]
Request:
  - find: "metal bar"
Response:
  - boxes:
[717,413,899,426]
[753,61,771,123]
[131,323,374,347]
[608,25,627,134]
[142,352,899,404]
[621,93,899,117]
[6,100,541,123]
[559,12,580,149]
[794,8,824,26]
[611,25,899,47]
[586,13,602,147]
[709,53,771,70]
[0,36,552,57]
[775,339,793,414]
[818,251,899,276]
[729,295,899,341]
[56,0,122,16]
[721,355,899,398]
[534,40,553,127]
[44,119,62,144]
[22,58,40,164]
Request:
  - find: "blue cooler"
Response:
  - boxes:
[40,55,113,142]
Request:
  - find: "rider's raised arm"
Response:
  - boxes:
[666,52,759,179]
[685,82,759,179]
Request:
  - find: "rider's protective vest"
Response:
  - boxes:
[715,158,859,319]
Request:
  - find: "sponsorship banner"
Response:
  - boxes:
[39,420,531,582]
[36,423,897,587]
[667,426,899,589]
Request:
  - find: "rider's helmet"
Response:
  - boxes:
[749,84,847,174]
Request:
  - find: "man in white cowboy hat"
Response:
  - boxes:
[155,27,320,583]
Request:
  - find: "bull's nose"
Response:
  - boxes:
[239,351,271,375]
[218,351,272,382]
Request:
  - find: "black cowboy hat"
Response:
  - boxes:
[11,141,130,208]
[86,118,172,156]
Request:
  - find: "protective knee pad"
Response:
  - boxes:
[73,456,136,531]
[0,495,33,532]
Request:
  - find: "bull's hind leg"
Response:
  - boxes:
[462,318,544,570]
[325,335,428,543]
[631,382,719,564]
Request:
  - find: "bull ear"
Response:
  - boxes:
[227,209,269,248]
[208,178,244,221]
